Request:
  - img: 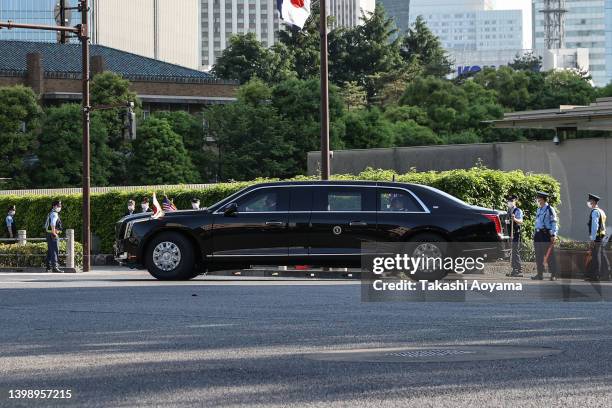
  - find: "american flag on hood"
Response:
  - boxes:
[162,195,177,212]
[277,0,311,29]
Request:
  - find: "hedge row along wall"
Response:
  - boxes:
[0,168,560,253]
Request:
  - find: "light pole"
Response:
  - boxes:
[0,0,92,271]
[319,0,330,180]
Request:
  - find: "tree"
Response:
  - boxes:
[342,108,395,149]
[473,66,533,111]
[509,51,543,72]
[340,81,367,111]
[33,104,113,188]
[401,16,453,77]
[537,69,596,109]
[0,85,41,188]
[130,117,199,185]
[212,33,295,84]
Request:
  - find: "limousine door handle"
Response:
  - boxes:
[265,221,285,227]
[349,221,368,227]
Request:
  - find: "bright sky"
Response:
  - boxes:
[491,0,533,49]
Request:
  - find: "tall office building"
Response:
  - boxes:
[377,0,410,33]
[533,0,608,86]
[202,0,375,69]
[0,0,202,70]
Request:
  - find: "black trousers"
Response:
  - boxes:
[510,237,522,273]
[534,230,557,276]
[587,239,611,280]
[46,234,59,269]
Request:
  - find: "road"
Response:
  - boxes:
[0,268,611,407]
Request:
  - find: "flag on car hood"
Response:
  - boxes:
[152,192,163,219]
[277,0,311,29]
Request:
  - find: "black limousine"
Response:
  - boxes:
[114,181,509,280]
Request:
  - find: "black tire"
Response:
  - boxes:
[407,233,449,282]
[145,232,195,280]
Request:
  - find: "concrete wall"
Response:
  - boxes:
[308,138,612,240]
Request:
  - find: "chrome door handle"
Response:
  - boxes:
[265,221,285,227]
[349,221,368,227]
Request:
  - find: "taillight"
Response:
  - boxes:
[482,214,502,236]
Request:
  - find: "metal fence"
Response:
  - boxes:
[0,183,215,196]
[0,229,76,271]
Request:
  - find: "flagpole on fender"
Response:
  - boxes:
[319,0,330,180]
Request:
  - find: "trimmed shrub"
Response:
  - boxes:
[0,241,83,268]
[0,167,560,253]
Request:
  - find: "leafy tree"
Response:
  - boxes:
[340,81,367,111]
[391,120,443,146]
[212,33,295,84]
[33,104,113,188]
[0,85,41,188]
[537,70,596,108]
[473,66,533,111]
[130,117,199,185]
[342,108,395,149]
[509,52,543,72]
[401,16,453,77]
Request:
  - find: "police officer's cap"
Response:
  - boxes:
[191,198,200,203]
[52,200,62,207]
[536,192,549,199]
[7,204,15,211]
[588,193,601,202]
[506,194,518,201]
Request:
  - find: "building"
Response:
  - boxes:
[0,41,237,114]
[201,0,376,69]
[533,0,608,86]
[377,0,411,33]
[0,0,202,70]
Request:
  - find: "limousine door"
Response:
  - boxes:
[308,186,377,259]
[211,187,289,261]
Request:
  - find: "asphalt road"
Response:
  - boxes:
[0,268,611,407]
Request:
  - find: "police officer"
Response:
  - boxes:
[585,193,609,281]
[191,198,201,210]
[505,195,524,277]
[5,205,17,242]
[125,200,136,216]
[531,192,559,281]
[140,197,152,213]
[44,200,63,273]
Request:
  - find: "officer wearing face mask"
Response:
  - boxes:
[505,195,524,277]
[531,192,558,281]
[44,200,63,273]
[585,194,609,281]
[5,205,17,243]
[140,197,152,213]
[125,200,136,217]
[191,198,200,210]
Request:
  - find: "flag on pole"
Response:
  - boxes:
[277,0,311,29]
[162,195,177,212]
[151,192,163,219]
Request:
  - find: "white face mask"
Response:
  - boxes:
[141,204,149,211]
[8,211,15,216]
[507,202,514,209]
[192,203,200,209]
[54,207,62,213]
[128,205,135,211]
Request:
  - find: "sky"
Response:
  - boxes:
[491,0,533,49]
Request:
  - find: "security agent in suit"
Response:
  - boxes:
[585,194,610,281]
[505,195,524,277]
[531,192,559,281]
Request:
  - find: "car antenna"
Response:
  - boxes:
[392,174,396,182]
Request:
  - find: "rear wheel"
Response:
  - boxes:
[407,233,448,281]
[145,232,195,280]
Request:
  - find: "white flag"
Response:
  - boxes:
[277,0,311,29]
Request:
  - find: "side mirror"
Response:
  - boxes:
[223,202,238,216]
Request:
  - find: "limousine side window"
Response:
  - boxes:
[313,187,376,212]
[378,189,424,212]
[236,188,288,212]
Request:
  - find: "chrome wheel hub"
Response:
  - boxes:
[413,243,443,272]
[152,241,181,271]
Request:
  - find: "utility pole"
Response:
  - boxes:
[0,0,92,272]
[59,0,68,43]
[320,0,330,180]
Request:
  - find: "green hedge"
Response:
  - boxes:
[0,167,560,253]
[0,241,83,268]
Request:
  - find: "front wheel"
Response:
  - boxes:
[145,232,195,280]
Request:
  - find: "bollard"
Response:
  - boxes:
[66,229,75,270]
[17,230,26,246]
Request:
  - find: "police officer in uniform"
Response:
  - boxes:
[585,193,609,281]
[125,200,136,217]
[505,195,524,277]
[191,198,201,210]
[44,200,63,273]
[532,192,559,281]
[5,205,17,242]
[140,197,152,213]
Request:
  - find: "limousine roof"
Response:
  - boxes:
[243,180,420,188]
